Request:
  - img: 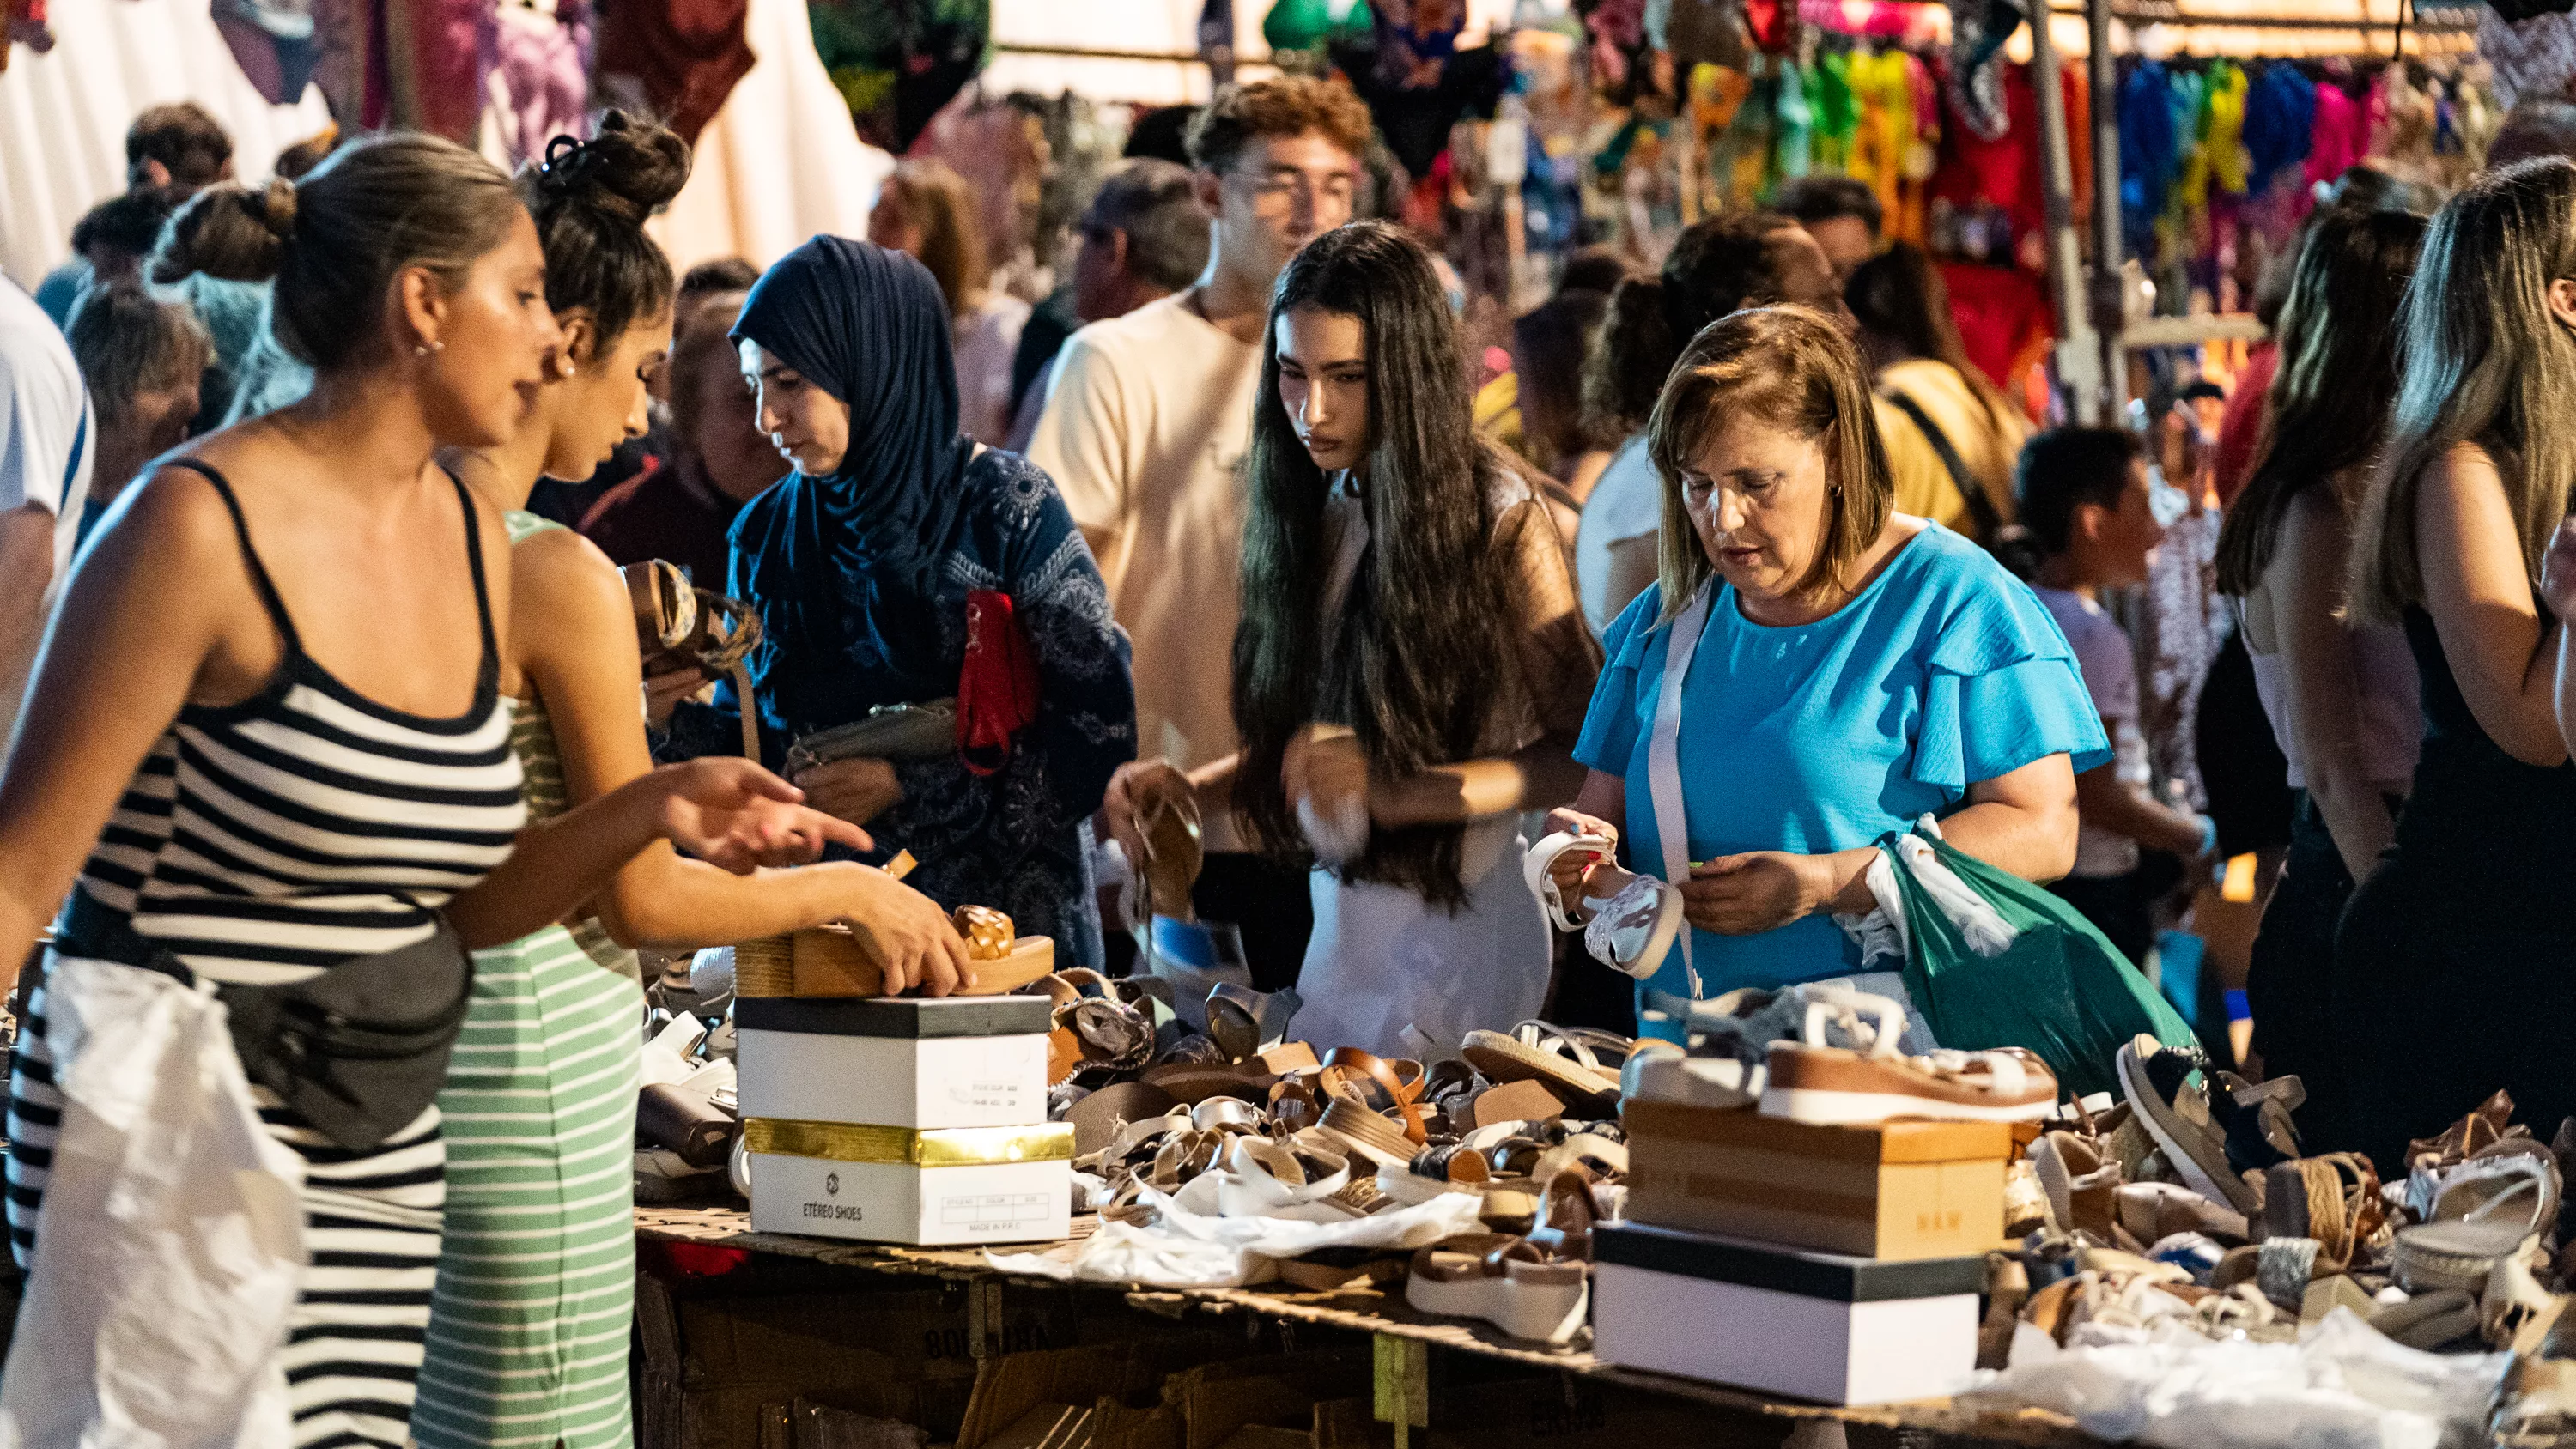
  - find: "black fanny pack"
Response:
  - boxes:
[58,888,476,1153]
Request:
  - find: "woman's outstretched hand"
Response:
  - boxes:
[654,757,869,872]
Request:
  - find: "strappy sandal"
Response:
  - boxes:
[1461,1022,1623,1105]
[2260,1153,2382,1272]
[1318,1094,1421,1170]
[1522,830,1682,981]
[1215,1136,1357,1222]
[1050,998,1154,1088]
[1207,982,1303,1063]
[1124,788,1205,928]
[1527,1167,1601,1260]
[1403,1234,1589,1346]
[627,561,767,758]
[1317,1047,1429,1143]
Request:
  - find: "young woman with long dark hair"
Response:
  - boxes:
[0,133,849,1449]
[421,117,967,1449]
[1109,221,1601,1054]
[2336,159,2576,1173]
[2212,207,2423,1122]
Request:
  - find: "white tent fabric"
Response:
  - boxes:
[645,0,891,273]
[0,0,330,289]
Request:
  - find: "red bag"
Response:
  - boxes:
[957,589,1040,777]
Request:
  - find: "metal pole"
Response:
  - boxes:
[2025,9,2100,424]
[2087,0,2130,421]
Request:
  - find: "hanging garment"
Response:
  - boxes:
[593,0,750,144]
[1811,49,1856,173]
[1773,54,1813,178]
[2119,59,2177,253]
[1334,11,1505,180]
[2306,78,2368,191]
[2242,61,2313,197]
[488,0,589,165]
[1847,48,1912,227]
[2481,4,2576,110]
[1943,0,2021,142]
[806,0,990,154]
[1928,57,2038,244]
[212,0,319,105]
[2177,59,2245,211]
[2,0,52,70]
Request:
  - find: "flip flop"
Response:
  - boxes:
[1461,1022,1623,1106]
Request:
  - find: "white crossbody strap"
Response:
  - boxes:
[1645,584,1713,998]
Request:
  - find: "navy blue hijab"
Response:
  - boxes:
[727,237,981,733]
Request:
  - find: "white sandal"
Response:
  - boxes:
[1522,832,1683,981]
[1215,1135,1357,1222]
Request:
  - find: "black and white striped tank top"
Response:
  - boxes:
[67,459,527,987]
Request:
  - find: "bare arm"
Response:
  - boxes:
[0,502,52,749]
[0,476,239,987]
[2072,756,2209,858]
[2417,445,2567,767]
[505,529,966,989]
[2275,488,2400,877]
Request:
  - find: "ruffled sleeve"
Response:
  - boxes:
[1572,583,1668,774]
[1911,569,2112,791]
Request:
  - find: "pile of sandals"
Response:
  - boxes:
[1994,1037,2576,1440]
[1039,981,1645,1347]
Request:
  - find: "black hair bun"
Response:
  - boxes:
[535,111,690,227]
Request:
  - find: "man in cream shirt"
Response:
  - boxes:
[1026,76,1371,987]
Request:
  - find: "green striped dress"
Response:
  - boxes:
[413,512,645,1449]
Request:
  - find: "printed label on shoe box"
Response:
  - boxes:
[739,1028,1048,1129]
[747,1152,1070,1246]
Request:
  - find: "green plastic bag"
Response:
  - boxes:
[1879,828,2196,1102]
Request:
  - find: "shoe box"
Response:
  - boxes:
[1621,1097,2013,1260]
[738,996,1053,1129]
[1589,1221,1984,1405]
[739,995,1068,1245]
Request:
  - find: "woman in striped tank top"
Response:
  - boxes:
[0,135,860,1449]
[416,115,970,1449]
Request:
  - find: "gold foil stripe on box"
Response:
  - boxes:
[742,1119,1075,1167]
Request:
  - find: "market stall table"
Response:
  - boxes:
[635,1204,2104,1449]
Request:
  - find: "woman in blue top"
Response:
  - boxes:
[1546,306,2107,1033]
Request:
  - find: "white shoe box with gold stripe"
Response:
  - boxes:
[743,1119,1073,1246]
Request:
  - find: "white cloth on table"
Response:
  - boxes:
[986,1188,1485,1288]
[0,955,306,1449]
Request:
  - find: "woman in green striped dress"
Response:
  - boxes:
[416,114,974,1449]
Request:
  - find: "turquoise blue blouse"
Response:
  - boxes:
[1571,524,2111,998]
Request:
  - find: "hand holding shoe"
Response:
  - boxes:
[1538,807,1621,910]
[1105,759,1194,874]
[831,865,969,997]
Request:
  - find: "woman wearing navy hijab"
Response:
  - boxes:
[721,236,1135,966]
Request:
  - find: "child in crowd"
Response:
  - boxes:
[60,282,211,549]
[2013,427,2216,966]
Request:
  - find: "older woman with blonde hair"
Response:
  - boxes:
[1542,305,2105,1037]
[870,158,1031,446]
